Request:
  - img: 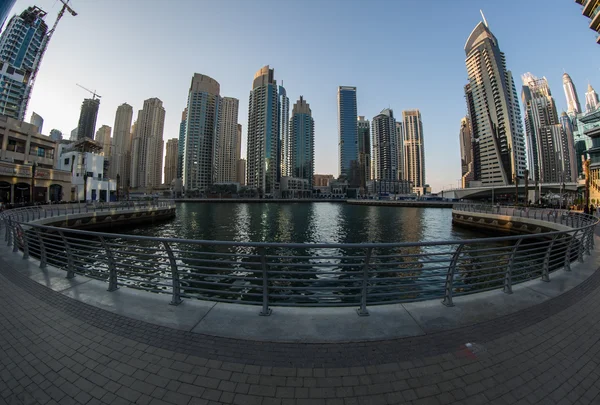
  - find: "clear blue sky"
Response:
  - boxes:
[9,0,600,191]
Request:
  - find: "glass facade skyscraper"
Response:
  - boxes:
[0,6,48,120]
[290,96,314,187]
[372,109,397,181]
[0,0,16,31]
[337,86,358,184]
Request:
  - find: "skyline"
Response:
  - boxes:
[6,0,600,192]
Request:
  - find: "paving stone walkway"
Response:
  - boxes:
[2,252,600,404]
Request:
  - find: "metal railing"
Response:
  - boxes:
[0,202,597,316]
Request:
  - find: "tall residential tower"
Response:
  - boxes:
[0,7,48,120]
[338,86,358,184]
[131,98,165,190]
[357,116,371,191]
[247,66,279,196]
[182,74,220,194]
[563,73,582,116]
[109,103,134,186]
[371,109,397,182]
[586,84,600,113]
[289,96,314,186]
[403,110,425,188]
[463,15,526,185]
[164,139,178,185]
[215,97,240,183]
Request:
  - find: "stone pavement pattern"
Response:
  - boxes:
[2,259,600,405]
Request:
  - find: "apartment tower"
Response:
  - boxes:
[289,96,315,187]
[164,139,178,185]
[182,74,220,194]
[131,98,165,190]
[109,103,134,186]
[403,110,425,188]
[215,97,240,183]
[371,109,398,181]
[338,86,358,184]
[464,15,526,185]
[247,66,279,196]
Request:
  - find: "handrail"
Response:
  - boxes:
[0,202,597,316]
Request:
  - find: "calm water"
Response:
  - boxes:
[53,202,557,304]
[123,202,486,243]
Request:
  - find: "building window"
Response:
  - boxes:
[64,158,69,165]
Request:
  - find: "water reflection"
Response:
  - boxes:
[124,202,485,244]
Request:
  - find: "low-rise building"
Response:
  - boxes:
[56,139,116,202]
[0,115,71,204]
[280,176,311,198]
[367,179,413,196]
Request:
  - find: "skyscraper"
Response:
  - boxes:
[371,109,397,181]
[395,121,404,181]
[49,129,62,141]
[164,139,178,185]
[77,98,100,140]
[0,0,16,31]
[0,6,48,120]
[95,125,112,156]
[338,86,358,183]
[586,84,599,113]
[563,73,582,116]
[177,108,187,179]
[278,85,290,178]
[403,110,425,188]
[560,112,580,179]
[357,116,371,191]
[522,73,574,183]
[215,97,239,183]
[247,66,279,196]
[109,103,133,186]
[131,98,165,190]
[70,127,78,141]
[459,117,474,188]
[464,15,526,185]
[182,74,220,194]
[290,96,314,187]
[574,0,600,44]
[237,159,246,186]
[29,112,43,133]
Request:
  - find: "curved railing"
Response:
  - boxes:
[0,202,597,316]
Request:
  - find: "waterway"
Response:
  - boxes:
[69,202,555,305]
[121,202,486,243]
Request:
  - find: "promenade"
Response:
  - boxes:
[1,216,600,404]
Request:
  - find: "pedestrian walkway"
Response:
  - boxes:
[2,245,600,404]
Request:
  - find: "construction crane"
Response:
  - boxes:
[76,83,101,100]
[27,1,77,93]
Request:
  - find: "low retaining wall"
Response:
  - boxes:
[348,200,454,208]
[29,206,176,231]
[452,209,571,234]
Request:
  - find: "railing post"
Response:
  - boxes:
[35,228,47,269]
[20,224,29,259]
[357,247,373,316]
[58,230,75,279]
[11,220,18,252]
[577,229,585,263]
[541,234,558,282]
[99,236,118,291]
[504,239,522,294]
[584,226,593,256]
[163,241,182,305]
[564,231,579,272]
[258,247,271,316]
[442,244,464,307]
[4,217,9,243]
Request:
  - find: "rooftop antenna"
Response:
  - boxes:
[480,10,489,28]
